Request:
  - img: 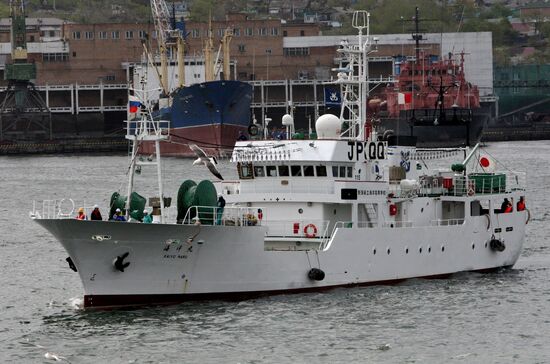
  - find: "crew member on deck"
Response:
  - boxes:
[143,210,153,223]
[501,198,512,213]
[517,196,526,211]
[76,207,87,220]
[217,194,226,225]
[113,208,126,221]
[90,205,102,221]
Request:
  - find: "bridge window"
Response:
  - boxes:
[332,166,338,177]
[238,162,253,179]
[278,165,289,176]
[340,166,346,178]
[316,165,327,177]
[347,166,353,178]
[291,165,302,176]
[303,165,314,177]
[254,166,265,177]
[266,165,277,177]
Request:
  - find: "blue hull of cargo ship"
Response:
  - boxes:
[160,80,253,129]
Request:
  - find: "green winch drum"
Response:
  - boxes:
[177,180,217,223]
[129,192,146,221]
[109,192,127,220]
[177,180,197,222]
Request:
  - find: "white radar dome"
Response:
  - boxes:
[315,114,341,139]
[282,114,294,126]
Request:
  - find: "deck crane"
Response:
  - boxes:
[0,0,51,141]
[150,0,185,97]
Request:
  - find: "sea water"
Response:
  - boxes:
[0,141,549,363]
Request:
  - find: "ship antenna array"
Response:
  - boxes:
[336,10,375,141]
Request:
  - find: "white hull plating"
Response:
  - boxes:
[37,207,526,308]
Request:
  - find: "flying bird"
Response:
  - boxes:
[190,144,224,180]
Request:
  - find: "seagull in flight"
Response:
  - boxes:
[190,144,224,180]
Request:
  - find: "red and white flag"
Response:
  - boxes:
[479,155,496,172]
[398,92,412,105]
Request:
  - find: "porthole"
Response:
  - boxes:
[387,248,391,255]
[373,248,377,255]
[298,208,303,214]
[421,208,424,213]
[485,242,488,248]
[428,246,431,253]
[472,243,475,250]
[441,246,445,252]
[405,247,409,254]
[419,247,423,253]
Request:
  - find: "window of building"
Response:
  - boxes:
[50,30,55,37]
[266,166,277,177]
[99,31,107,39]
[245,28,253,36]
[283,47,310,57]
[238,44,245,53]
[271,27,279,36]
[283,30,288,36]
[265,49,272,54]
[85,31,94,40]
[192,29,200,38]
[291,165,302,177]
[105,75,116,81]
[112,31,120,39]
[316,166,327,177]
[254,166,265,177]
[72,31,81,39]
[303,165,314,177]
[233,28,240,37]
[300,30,305,36]
[259,27,268,36]
[278,165,289,176]
[43,53,69,62]
[217,28,225,37]
[125,31,134,39]
[139,30,147,39]
[152,30,157,39]
[29,35,35,42]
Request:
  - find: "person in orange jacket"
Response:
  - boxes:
[517,196,526,211]
[76,207,87,220]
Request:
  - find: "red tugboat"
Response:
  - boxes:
[369,8,489,147]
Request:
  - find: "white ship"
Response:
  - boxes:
[31,12,528,309]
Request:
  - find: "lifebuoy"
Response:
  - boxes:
[389,204,397,216]
[304,224,318,238]
[248,124,259,136]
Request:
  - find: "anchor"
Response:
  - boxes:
[113,252,130,272]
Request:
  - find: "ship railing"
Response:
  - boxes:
[445,171,526,197]
[264,220,331,240]
[30,199,103,220]
[181,205,264,227]
[125,119,170,139]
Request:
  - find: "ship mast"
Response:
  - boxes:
[336,11,375,140]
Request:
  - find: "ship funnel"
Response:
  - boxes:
[315,114,341,139]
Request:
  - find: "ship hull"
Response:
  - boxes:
[142,80,253,157]
[36,209,526,308]
[377,108,490,147]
